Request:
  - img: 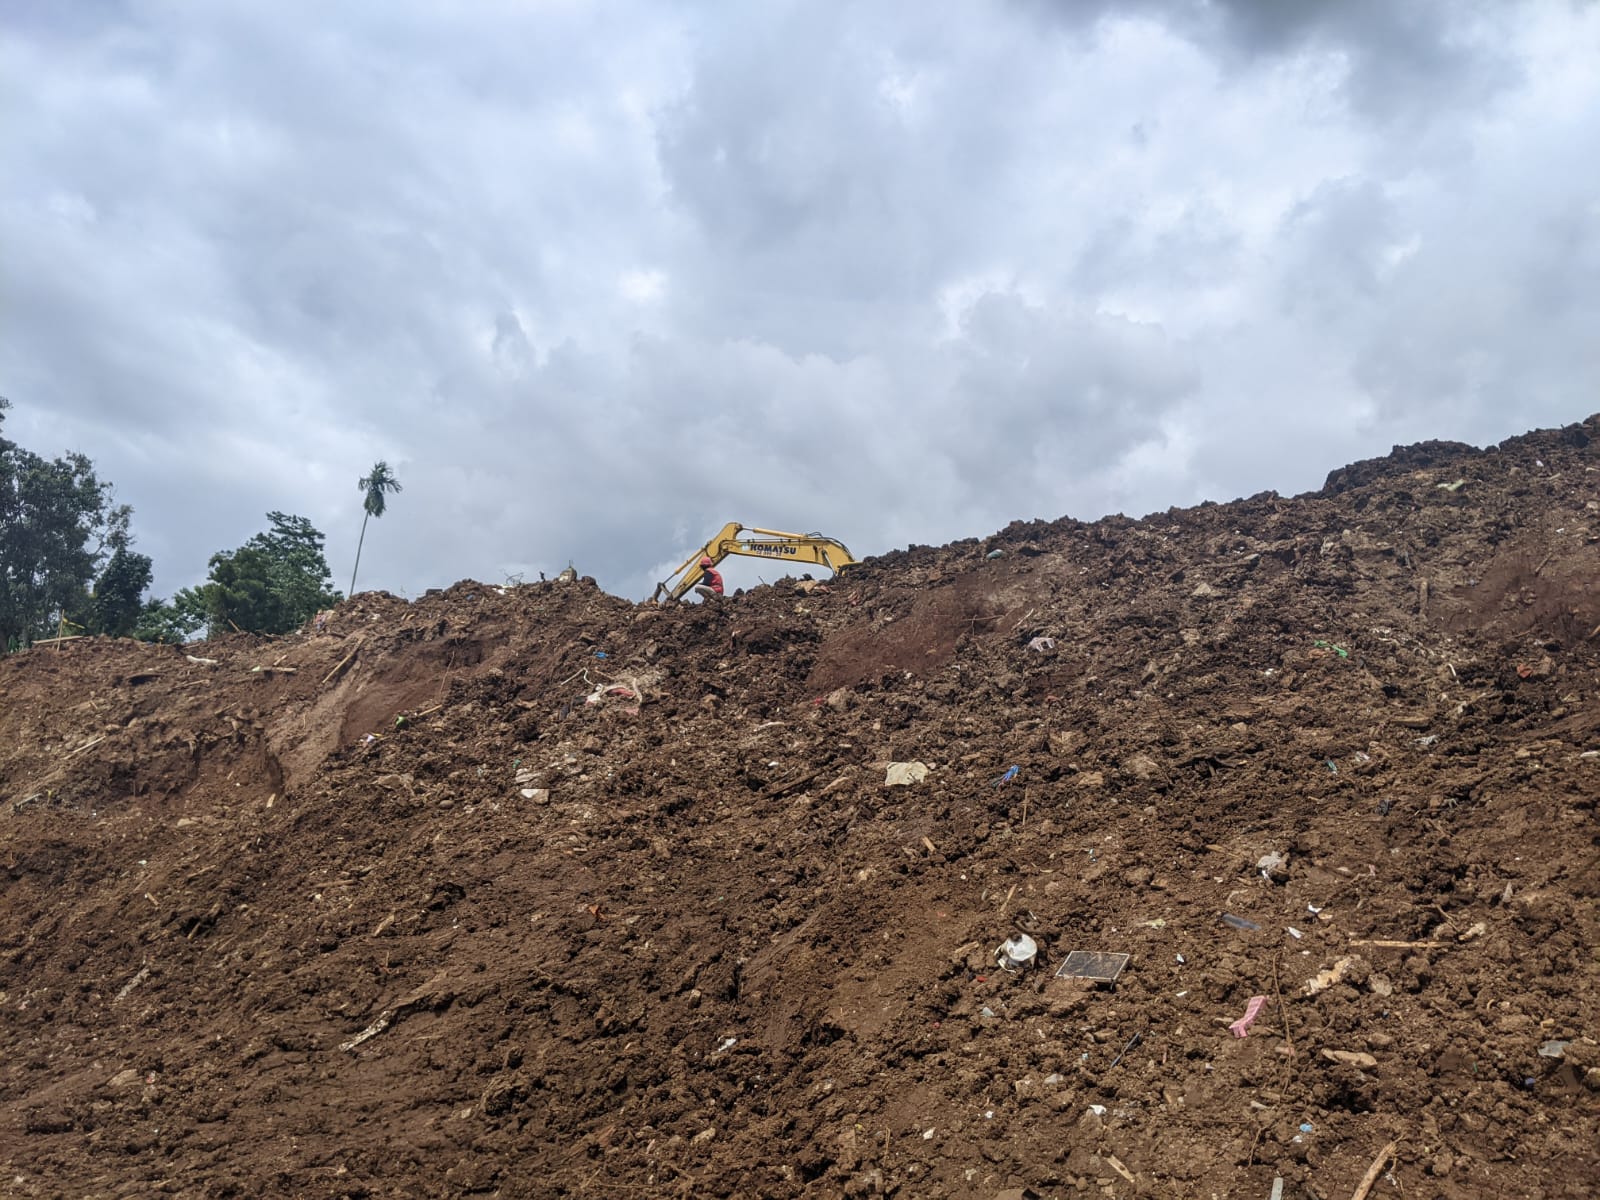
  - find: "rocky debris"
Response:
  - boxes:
[1,415,1598,1197]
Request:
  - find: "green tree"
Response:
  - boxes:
[349,460,402,596]
[194,512,340,636]
[86,515,154,637]
[2,397,149,650]
[132,592,207,644]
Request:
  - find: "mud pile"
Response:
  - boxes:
[3,416,1598,1199]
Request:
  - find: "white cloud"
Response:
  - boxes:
[618,269,667,304]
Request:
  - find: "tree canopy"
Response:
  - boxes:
[2,398,356,649]
[1,397,153,649]
[154,511,342,638]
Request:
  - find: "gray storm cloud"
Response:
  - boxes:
[2,0,1596,600]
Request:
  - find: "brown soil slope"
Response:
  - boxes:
[2,416,1598,1200]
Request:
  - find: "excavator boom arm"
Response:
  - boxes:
[654,523,857,601]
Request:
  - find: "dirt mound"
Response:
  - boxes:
[3,416,1599,1198]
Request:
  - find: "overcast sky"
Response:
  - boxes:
[4,1,1598,601]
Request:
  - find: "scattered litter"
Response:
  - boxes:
[921,1128,935,1140]
[1086,1104,1107,1117]
[594,650,607,659]
[1026,637,1056,653]
[1221,913,1260,932]
[1270,1178,1284,1200]
[1108,1031,1142,1068]
[1175,954,1186,965]
[1299,1122,1314,1133]
[884,761,930,787]
[986,549,1005,559]
[1043,1073,1063,1085]
[1436,479,1467,492]
[584,682,640,707]
[1287,927,1303,940]
[1054,950,1130,983]
[1141,918,1166,929]
[185,654,218,666]
[993,765,1020,788]
[1307,904,1323,915]
[1538,1040,1571,1059]
[1312,640,1349,658]
[980,1006,996,1018]
[1229,995,1268,1038]
[995,934,1038,973]
[1257,851,1288,881]
[1415,735,1439,747]
[1457,921,1487,942]
[1324,759,1338,774]
[712,1037,737,1056]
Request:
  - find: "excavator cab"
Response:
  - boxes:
[652,523,857,602]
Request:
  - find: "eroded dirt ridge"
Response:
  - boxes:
[2,416,1598,1198]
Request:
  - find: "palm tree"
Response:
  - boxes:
[349,461,402,596]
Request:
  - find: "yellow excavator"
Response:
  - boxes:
[652,523,857,601]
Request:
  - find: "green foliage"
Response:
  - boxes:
[360,461,402,520]
[132,592,206,644]
[87,519,154,637]
[350,460,403,595]
[1,396,153,650]
[194,511,341,636]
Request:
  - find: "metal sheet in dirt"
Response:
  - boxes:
[1054,950,1130,983]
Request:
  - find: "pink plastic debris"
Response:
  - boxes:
[1229,994,1269,1038]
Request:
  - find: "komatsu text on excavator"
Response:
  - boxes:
[652,523,857,602]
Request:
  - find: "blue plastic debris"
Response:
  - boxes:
[994,765,1020,788]
[595,651,608,659]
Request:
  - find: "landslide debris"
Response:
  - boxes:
[3,415,1599,1199]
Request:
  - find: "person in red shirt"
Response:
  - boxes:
[693,556,724,601]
